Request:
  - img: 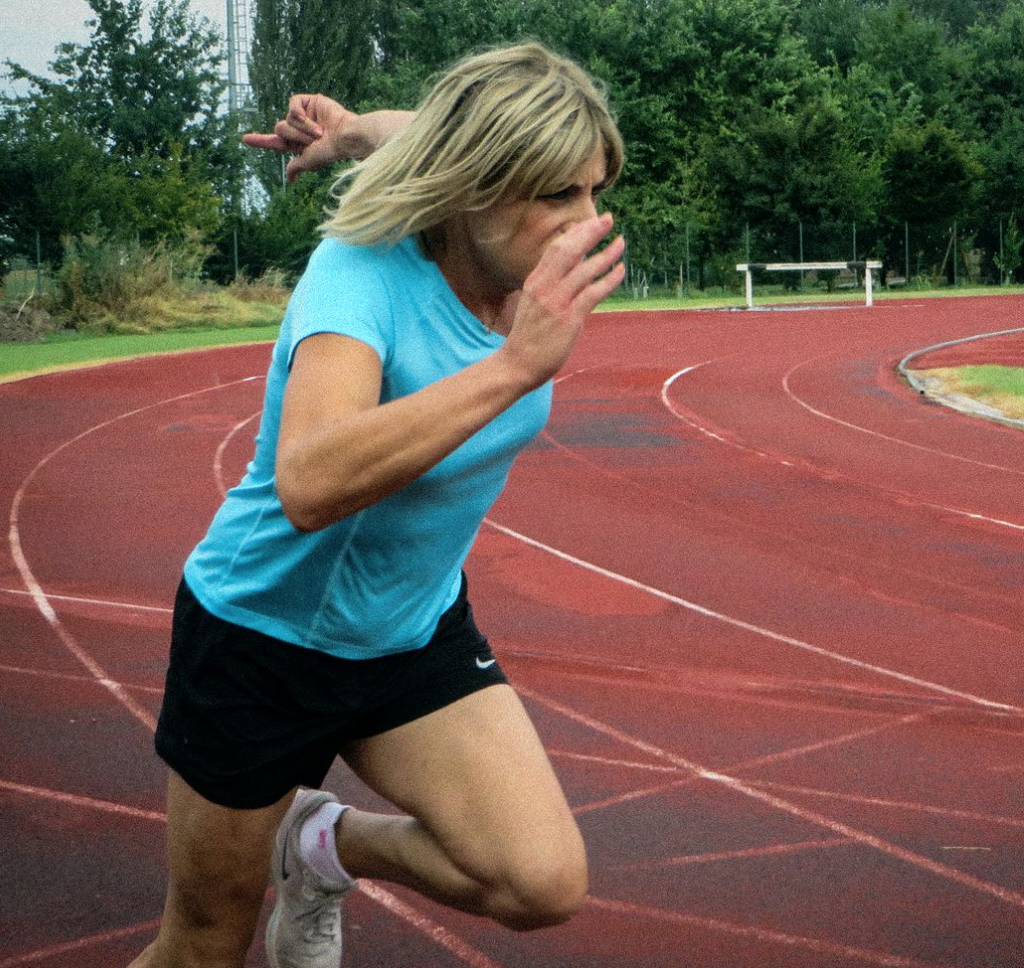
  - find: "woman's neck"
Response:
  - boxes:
[423,224,515,335]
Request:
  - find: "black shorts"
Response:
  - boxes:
[154,575,508,809]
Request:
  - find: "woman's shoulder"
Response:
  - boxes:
[291,237,435,317]
[307,235,425,278]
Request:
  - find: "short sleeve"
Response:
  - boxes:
[284,239,395,369]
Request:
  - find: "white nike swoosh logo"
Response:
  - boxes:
[475,656,497,669]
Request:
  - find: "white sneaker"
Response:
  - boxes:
[266,789,355,968]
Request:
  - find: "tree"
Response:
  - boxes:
[6,0,226,162]
[855,0,959,118]
[0,0,233,267]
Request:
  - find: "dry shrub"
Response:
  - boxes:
[225,269,291,305]
[54,233,211,331]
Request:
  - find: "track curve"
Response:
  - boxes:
[2,297,1023,967]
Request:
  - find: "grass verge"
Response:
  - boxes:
[0,324,282,383]
[4,284,1024,385]
[918,365,1024,420]
[599,283,1024,312]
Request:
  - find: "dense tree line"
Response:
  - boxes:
[4,0,1024,288]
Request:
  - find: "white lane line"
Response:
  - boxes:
[782,355,1023,475]
[615,837,852,871]
[751,780,1024,830]
[523,685,1024,911]
[662,360,1024,532]
[483,519,1019,713]
[0,779,166,822]
[8,376,261,732]
[0,586,173,614]
[586,896,958,968]
[214,409,262,498]
[357,882,506,968]
[0,920,162,968]
[0,662,163,695]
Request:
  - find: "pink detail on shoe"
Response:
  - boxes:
[318,828,328,850]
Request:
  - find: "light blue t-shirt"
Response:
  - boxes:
[184,236,551,659]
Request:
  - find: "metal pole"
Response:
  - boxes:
[905,221,910,284]
[745,222,750,262]
[799,221,804,291]
[946,222,954,286]
[35,229,42,296]
[1000,218,1005,285]
[685,224,691,296]
[226,0,237,115]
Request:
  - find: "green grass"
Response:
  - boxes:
[4,282,1024,384]
[959,365,1024,396]
[0,324,281,381]
[599,282,1024,311]
[913,364,1024,421]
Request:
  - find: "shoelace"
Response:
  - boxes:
[298,885,343,944]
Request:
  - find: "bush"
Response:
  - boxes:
[53,232,211,330]
[224,269,291,305]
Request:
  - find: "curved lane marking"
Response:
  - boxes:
[7,375,263,731]
[661,362,793,464]
[483,519,1018,713]
[662,360,1024,531]
[782,355,1022,475]
[213,409,263,498]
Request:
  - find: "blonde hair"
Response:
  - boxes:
[321,43,624,246]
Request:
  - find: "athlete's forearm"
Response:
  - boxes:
[276,347,536,532]
[350,110,416,157]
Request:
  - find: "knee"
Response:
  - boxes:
[158,872,264,967]
[497,848,589,931]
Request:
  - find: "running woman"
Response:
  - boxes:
[130,42,625,968]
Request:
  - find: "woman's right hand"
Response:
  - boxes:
[242,94,359,181]
[242,96,415,182]
[501,213,626,389]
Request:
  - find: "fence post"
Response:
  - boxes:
[953,221,958,287]
[35,229,43,297]
[999,219,1004,285]
[904,221,910,284]
[798,221,804,291]
[685,224,691,296]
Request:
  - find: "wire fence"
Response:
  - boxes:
[621,216,1022,299]
[4,216,1022,307]
[2,256,58,304]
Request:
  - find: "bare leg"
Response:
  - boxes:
[339,684,587,930]
[128,771,296,968]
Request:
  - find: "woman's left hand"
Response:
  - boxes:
[500,213,625,390]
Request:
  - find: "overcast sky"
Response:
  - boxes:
[1,0,231,92]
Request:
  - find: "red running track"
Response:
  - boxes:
[2,295,1023,967]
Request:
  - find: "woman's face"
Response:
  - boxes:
[461,147,611,295]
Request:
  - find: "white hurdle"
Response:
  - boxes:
[736,260,883,309]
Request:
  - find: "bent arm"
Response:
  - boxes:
[243,94,414,181]
[275,334,534,532]
[276,214,624,533]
